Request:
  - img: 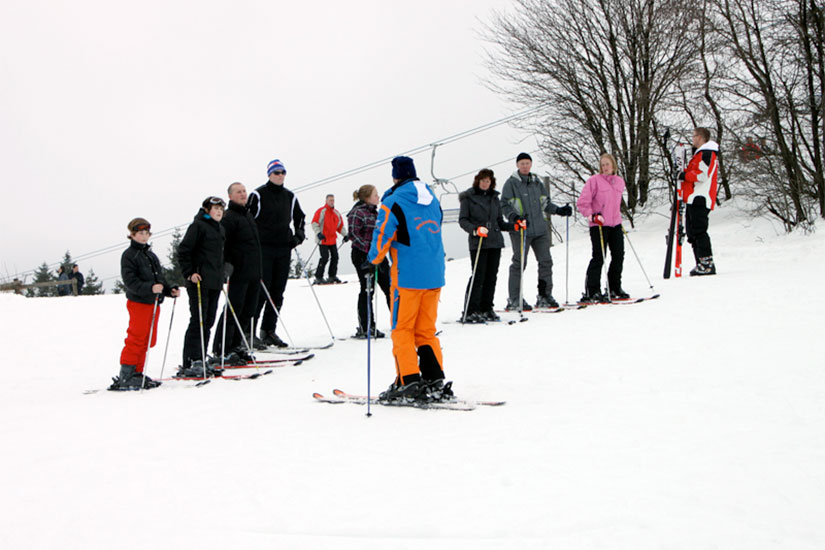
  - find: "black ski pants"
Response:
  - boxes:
[182,282,221,367]
[315,244,339,280]
[585,225,624,294]
[464,247,501,314]
[685,197,713,260]
[212,277,259,355]
[351,249,391,331]
[255,246,291,335]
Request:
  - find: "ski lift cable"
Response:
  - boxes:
[7,108,543,281]
[291,106,543,194]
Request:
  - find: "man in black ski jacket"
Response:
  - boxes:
[248,159,305,347]
[212,182,263,359]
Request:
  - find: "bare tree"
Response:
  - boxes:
[710,0,824,228]
[483,0,700,222]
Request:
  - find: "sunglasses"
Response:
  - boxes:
[271,170,286,176]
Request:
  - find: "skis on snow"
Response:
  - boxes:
[312,388,506,411]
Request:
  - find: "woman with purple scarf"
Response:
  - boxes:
[576,153,630,302]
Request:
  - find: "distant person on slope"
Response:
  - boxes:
[681,127,719,276]
[500,152,573,311]
[458,168,508,323]
[110,217,180,391]
[248,159,306,348]
[347,184,390,339]
[310,194,347,284]
[177,197,227,377]
[56,265,71,296]
[576,153,629,303]
[70,264,84,295]
[367,156,451,403]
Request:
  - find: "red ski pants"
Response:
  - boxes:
[120,300,160,373]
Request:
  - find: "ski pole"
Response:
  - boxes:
[565,215,570,305]
[303,242,321,271]
[220,282,228,371]
[622,226,654,291]
[519,226,525,318]
[158,296,177,382]
[258,279,296,347]
[220,284,258,369]
[365,269,374,418]
[462,235,485,324]
[196,280,208,381]
[140,294,160,391]
[294,247,336,341]
[598,225,611,302]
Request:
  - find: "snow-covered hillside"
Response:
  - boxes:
[1,203,822,549]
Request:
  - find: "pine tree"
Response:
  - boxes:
[163,227,185,286]
[81,268,104,295]
[61,250,74,273]
[27,261,56,297]
[113,279,126,294]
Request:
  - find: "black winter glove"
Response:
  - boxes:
[342,234,350,243]
[678,171,686,181]
[359,260,375,275]
[317,232,325,242]
[290,236,301,249]
[556,204,573,217]
[223,262,234,281]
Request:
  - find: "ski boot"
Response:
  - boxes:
[378,380,425,403]
[421,379,455,403]
[505,299,532,312]
[690,256,716,276]
[261,331,288,348]
[534,294,559,308]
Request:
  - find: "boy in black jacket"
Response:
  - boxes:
[110,218,180,391]
[177,197,227,377]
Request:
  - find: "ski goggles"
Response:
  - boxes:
[204,196,227,208]
[131,223,151,232]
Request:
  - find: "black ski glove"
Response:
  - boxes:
[556,204,573,217]
[223,262,234,281]
[317,232,325,241]
[342,234,350,243]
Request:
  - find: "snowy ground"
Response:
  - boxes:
[1,202,823,549]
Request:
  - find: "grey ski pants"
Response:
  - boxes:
[508,231,554,303]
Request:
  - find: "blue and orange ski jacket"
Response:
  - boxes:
[367,179,445,290]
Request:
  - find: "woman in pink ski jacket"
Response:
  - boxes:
[576,153,629,302]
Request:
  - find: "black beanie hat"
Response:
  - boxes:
[391,156,417,181]
[516,152,532,163]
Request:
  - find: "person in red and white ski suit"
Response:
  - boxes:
[681,127,719,276]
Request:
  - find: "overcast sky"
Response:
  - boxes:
[1,0,541,286]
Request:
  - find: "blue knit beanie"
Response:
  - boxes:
[267,159,286,176]
[391,156,416,181]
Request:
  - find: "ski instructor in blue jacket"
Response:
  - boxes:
[367,156,452,403]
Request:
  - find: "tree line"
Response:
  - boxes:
[484,0,824,230]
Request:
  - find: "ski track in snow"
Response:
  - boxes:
[1,201,823,550]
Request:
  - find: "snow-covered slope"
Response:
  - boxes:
[1,203,822,549]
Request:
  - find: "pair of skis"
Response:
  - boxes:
[313,389,506,412]
[664,141,691,279]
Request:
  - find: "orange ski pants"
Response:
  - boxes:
[391,287,443,384]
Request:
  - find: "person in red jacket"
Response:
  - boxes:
[311,194,347,284]
[681,127,719,276]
